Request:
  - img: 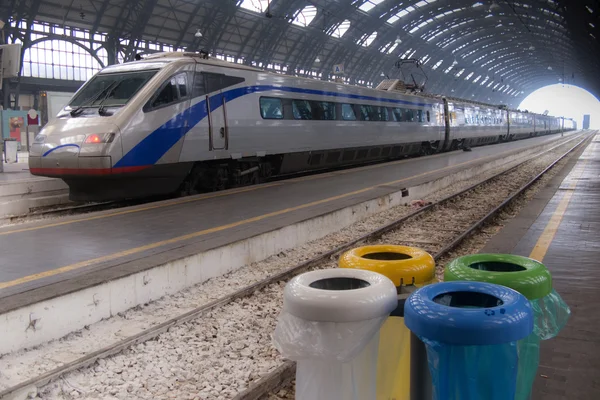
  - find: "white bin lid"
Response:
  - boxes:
[283,268,397,322]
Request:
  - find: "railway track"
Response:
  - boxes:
[0,132,592,399]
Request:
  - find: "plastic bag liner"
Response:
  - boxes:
[515,289,571,400]
[531,288,570,340]
[272,311,388,400]
[422,338,520,400]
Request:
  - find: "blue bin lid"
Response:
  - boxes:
[404,281,533,345]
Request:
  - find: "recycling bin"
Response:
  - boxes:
[444,254,570,400]
[272,268,397,400]
[405,281,534,400]
[3,138,18,163]
[339,244,435,400]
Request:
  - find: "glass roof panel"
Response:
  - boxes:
[358,0,385,12]
[330,20,351,38]
[359,31,378,47]
[291,5,317,27]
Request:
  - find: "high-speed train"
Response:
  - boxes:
[29,52,572,201]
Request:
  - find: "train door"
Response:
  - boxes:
[204,72,229,150]
[442,98,451,150]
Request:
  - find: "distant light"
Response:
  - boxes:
[194,29,203,38]
[472,2,484,7]
[380,72,385,77]
[315,56,321,63]
[395,36,402,44]
[528,45,535,50]
[548,66,553,70]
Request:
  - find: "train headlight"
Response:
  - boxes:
[84,133,116,144]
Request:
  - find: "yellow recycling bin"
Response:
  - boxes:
[339,244,436,400]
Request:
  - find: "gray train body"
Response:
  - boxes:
[29,52,571,201]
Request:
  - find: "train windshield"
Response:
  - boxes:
[69,70,158,109]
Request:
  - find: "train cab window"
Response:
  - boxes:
[259,97,283,119]
[176,74,188,98]
[426,110,431,122]
[150,73,187,109]
[392,108,403,122]
[341,104,356,120]
[292,100,312,120]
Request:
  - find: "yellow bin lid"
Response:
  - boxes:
[339,245,435,287]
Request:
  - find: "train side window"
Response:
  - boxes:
[292,100,312,120]
[417,110,424,123]
[192,72,206,97]
[341,104,356,120]
[204,72,245,93]
[259,97,283,119]
[392,108,403,122]
[310,101,336,120]
[360,104,373,121]
[404,108,414,122]
[379,107,389,121]
[426,110,431,122]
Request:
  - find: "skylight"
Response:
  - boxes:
[239,0,269,13]
[385,42,399,54]
[359,32,378,47]
[292,5,317,27]
[472,75,482,83]
[359,0,385,12]
[330,20,351,38]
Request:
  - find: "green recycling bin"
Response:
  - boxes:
[445,254,570,400]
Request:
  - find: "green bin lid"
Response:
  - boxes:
[444,253,552,300]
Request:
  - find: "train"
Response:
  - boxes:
[28,52,574,201]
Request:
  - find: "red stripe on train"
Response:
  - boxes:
[30,166,150,176]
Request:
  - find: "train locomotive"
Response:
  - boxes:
[29,52,572,201]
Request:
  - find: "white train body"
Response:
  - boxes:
[29,52,568,201]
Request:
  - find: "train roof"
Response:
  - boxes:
[103,52,562,119]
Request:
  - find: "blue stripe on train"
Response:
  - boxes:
[113,85,435,168]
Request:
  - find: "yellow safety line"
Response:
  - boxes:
[529,158,590,262]
[0,136,581,289]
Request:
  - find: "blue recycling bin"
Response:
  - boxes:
[404,281,534,400]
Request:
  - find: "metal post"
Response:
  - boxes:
[410,332,432,400]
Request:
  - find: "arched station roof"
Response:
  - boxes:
[2,0,599,107]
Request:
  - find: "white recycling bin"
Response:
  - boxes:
[272,268,397,400]
[3,139,18,163]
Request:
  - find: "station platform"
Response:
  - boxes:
[482,133,600,399]
[0,133,585,315]
[0,162,69,218]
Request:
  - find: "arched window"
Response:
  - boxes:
[22,39,102,81]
